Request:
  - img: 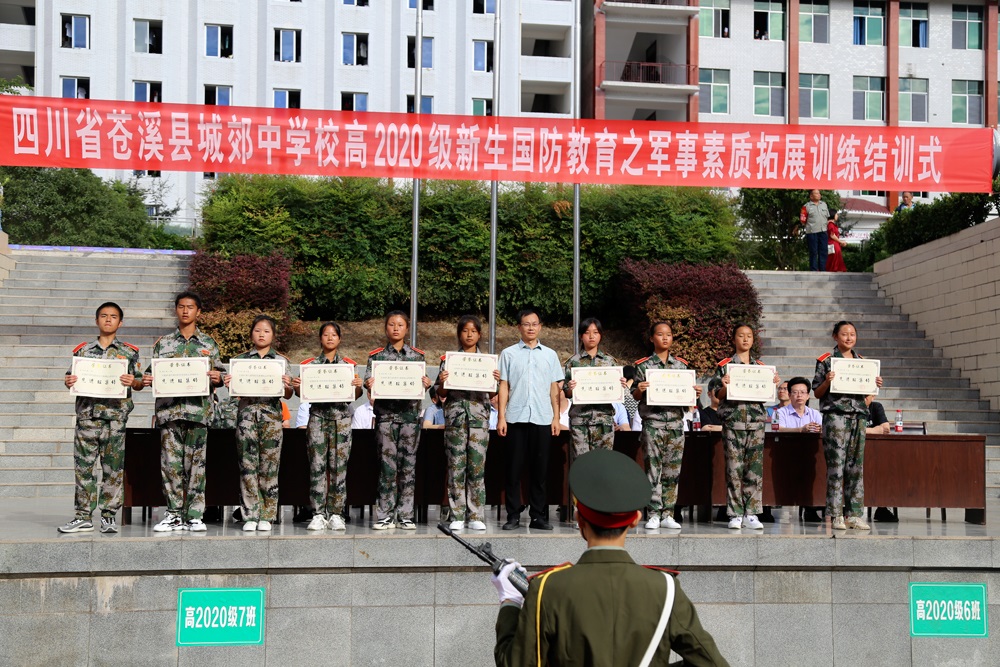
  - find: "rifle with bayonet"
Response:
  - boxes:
[437,523,529,595]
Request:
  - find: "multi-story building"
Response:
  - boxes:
[0,0,579,223]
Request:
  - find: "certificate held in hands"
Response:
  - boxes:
[645,369,697,407]
[725,364,777,403]
[371,361,426,400]
[70,357,129,400]
[443,351,498,392]
[229,358,286,398]
[151,357,211,398]
[299,363,356,403]
[830,357,880,395]
[570,366,624,405]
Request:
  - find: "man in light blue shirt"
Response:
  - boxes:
[774,377,822,433]
[498,307,563,531]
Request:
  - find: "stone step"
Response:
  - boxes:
[766,346,940,358]
[0,295,174,309]
[746,270,874,281]
[760,303,901,314]
[758,296,893,307]
[0,482,73,498]
[0,427,76,443]
[769,353,950,367]
[2,278,184,291]
[764,336,936,349]
[11,248,190,260]
[755,286,885,296]
[0,334,168,346]
[761,314,914,326]
[0,467,73,484]
[0,305,175,318]
[0,453,73,468]
[0,323,173,335]
[12,267,188,281]
[766,327,925,339]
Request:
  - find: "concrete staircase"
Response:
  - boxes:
[0,249,190,497]
[747,270,1000,493]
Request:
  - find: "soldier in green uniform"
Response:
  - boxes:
[224,315,293,532]
[59,302,144,534]
[291,321,363,531]
[714,324,780,531]
[562,318,626,461]
[363,311,432,530]
[812,320,883,531]
[632,322,702,531]
[143,292,224,532]
[435,315,499,531]
[493,448,729,667]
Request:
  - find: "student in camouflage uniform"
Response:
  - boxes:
[143,292,224,532]
[363,311,432,530]
[632,322,701,531]
[435,315,499,531]
[59,302,145,534]
[715,324,780,531]
[224,315,293,532]
[291,321,363,531]
[562,318,624,461]
[812,320,883,531]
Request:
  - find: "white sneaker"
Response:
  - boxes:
[467,520,487,530]
[328,515,347,531]
[448,520,464,531]
[257,520,272,531]
[743,515,764,530]
[243,521,258,532]
[397,518,416,530]
[372,516,395,530]
[662,515,682,530]
[153,512,183,532]
[186,519,207,532]
[847,516,871,530]
[727,517,742,529]
[644,516,661,530]
[307,515,328,531]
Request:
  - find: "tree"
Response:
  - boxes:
[0,75,30,95]
[735,188,841,270]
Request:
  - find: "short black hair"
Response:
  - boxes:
[250,314,277,336]
[707,377,723,394]
[587,523,630,540]
[832,320,855,336]
[174,291,203,309]
[517,307,542,325]
[384,310,409,326]
[318,321,342,339]
[95,302,123,320]
[787,376,810,394]
[648,321,673,339]
[578,317,602,338]
[456,315,483,344]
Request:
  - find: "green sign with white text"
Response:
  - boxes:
[176,587,266,646]
[909,583,988,637]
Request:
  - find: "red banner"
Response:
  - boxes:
[0,95,993,191]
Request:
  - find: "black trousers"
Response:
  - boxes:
[504,422,551,521]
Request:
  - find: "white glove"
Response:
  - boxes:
[491,560,526,607]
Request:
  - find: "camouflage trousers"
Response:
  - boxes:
[73,417,126,519]
[568,418,616,462]
[376,419,420,521]
[641,421,684,518]
[160,420,208,521]
[444,415,488,523]
[307,414,352,518]
[723,425,765,517]
[236,410,283,522]
[822,412,867,518]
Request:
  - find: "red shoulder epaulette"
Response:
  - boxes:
[634,356,650,365]
[817,352,832,362]
[411,346,425,355]
[300,357,315,365]
[527,562,573,581]
[343,357,357,366]
[72,342,87,354]
[674,356,688,366]
[368,347,384,356]
[122,341,139,352]
[643,565,680,575]
[756,359,766,365]
[439,354,446,361]
[718,357,732,367]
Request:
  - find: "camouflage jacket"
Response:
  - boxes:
[715,355,769,427]
[633,352,689,428]
[68,339,142,421]
[563,350,617,421]
[149,328,223,426]
[812,348,869,415]
[436,352,491,425]
[364,343,425,423]
[300,352,358,422]
[231,348,288,420]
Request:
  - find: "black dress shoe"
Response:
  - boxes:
[529,519,553,530]
[502,518,520,530]
[873,507,898,522]
[801,508,823,523]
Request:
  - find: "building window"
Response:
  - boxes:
[343,33,369,65]
[61,15,89,49]
[853,1,885,46]
[899,78,928,122]
[799,0,829,43]
[408,0,434,8]
[798,73,829,119]
[61,77,89,99]
[899,3,929,47]
[853,76,885,120]
[206,25,233,58]
[473,40,494,72]
[274,89,301,109]
[345,0,370,5]
[753,71,785,117]
[135,20,162,54]
[753,1,784,40]
[952,80,984,124]
[275,29,302,62]
[952,5,983,50]
[341,92,368,111]
[407,36,434,69]
[135,171,161,179]
[134,81,162,103]
[473,0,496,14]
[699,69,730,114]
[699,0,730,38]
[406,95,433,114]
[205,85,232,106]
[472,98,493,116]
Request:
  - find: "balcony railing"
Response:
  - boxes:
[600,60,694,86]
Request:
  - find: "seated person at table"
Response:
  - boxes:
[296,400,310,428]
[422,392,446,430]
[767,381,791,419]
[351,395,376,430]
[866,395,896,522]
[488,395,499,430]
[682,406,698,432]
[698,378,724,433]
[774,377,822,433]
[613,402,631,431]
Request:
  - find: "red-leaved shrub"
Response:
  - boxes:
[189,251,291,313]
